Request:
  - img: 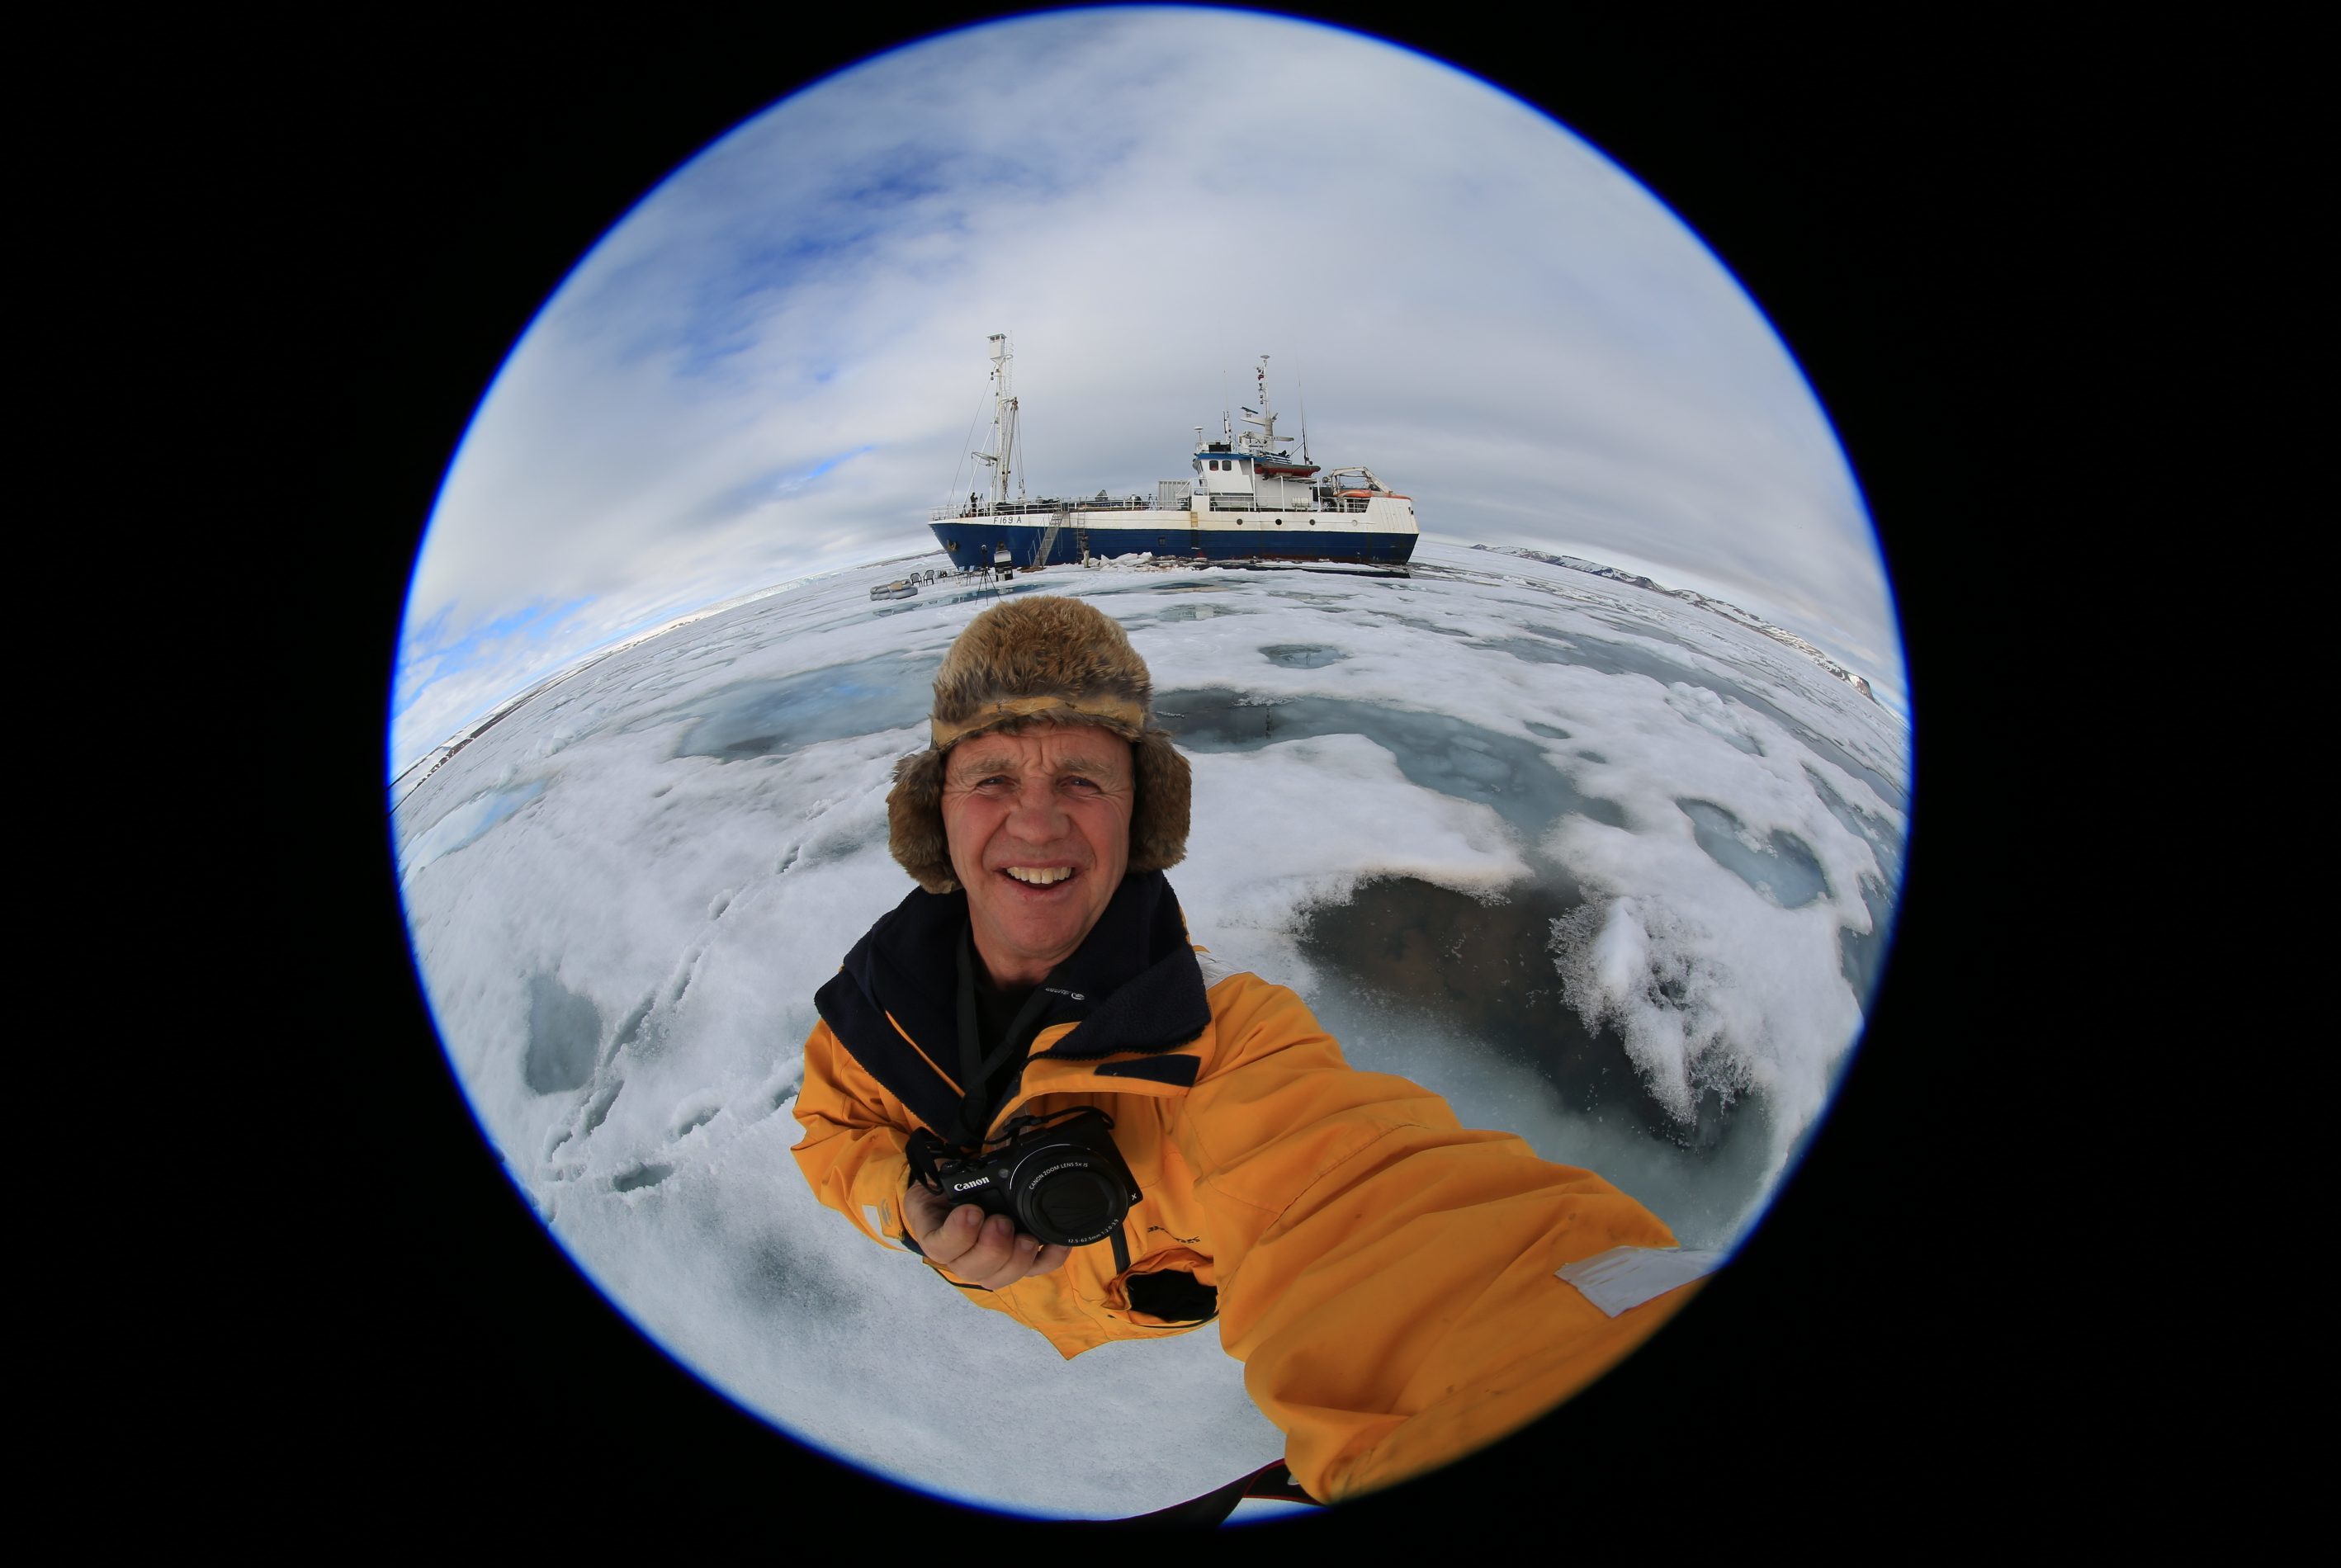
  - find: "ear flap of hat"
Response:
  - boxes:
[1127,729,1190,874]
[886,747,958,894]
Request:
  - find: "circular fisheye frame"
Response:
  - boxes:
[387,7,1908,1523]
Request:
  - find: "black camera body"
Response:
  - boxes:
[907,1106,1141,1249]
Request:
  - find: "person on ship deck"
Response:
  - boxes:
[791,594,1712,1510]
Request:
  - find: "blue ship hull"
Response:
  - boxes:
[928,518,1416,572]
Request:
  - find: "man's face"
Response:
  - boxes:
[941,723,1135,989]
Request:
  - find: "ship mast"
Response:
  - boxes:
[1240,354,1284,454]
[972,333,1019,512]
[1296,364,1309,465]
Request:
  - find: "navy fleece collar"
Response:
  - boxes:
[838,870,1210,1065]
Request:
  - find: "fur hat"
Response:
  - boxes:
[887,596,1190,894]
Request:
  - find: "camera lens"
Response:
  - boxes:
[1026,1166,1126,1247]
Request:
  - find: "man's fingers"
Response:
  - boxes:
[952,1220,1067,1289]
[961,1212,1024,1280]
[905,1187,981,1258]
[932,1203,987,1263]
[907,1187,1076,1287]
[978,1235,1070,1288]
[925,1206,1005,1273]
[975,1232,1063,1290]
[901,1180,954,1244]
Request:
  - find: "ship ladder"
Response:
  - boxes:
[1033,506,1070,569]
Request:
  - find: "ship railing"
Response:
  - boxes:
[930,499,1159,521]
[1209,496,1358,513]
[927,496,1373,522]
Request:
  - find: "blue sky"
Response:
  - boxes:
[394,5,1904,777]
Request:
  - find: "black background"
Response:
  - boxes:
[289,2,2080,1547]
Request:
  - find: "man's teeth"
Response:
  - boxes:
[1005,867,1073,885]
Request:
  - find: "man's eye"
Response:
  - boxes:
[1062,777,1099,791]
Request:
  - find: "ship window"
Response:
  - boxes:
[1275,519,1283,526]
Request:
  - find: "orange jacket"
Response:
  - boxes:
[792,873,1705,1504]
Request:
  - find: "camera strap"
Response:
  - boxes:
[953,926,1057,1144]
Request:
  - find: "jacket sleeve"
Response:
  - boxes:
[789,1018,918,1249]
[790,1018,1044,1319]
[1180,975,1698,1505]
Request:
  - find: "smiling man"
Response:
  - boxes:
[792,595,1711,1512]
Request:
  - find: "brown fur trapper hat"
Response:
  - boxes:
[887,596,1190,893]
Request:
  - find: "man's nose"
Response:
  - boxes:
[1007,780,1068,836]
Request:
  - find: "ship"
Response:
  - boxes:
[927,336,1419,572]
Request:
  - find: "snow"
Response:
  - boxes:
[390,536,1908,1518]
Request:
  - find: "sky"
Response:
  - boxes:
[391,5,1904,780]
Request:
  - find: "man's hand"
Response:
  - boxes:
[903,1178,1073,1289]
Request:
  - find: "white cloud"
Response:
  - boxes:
[395,7,1899,777]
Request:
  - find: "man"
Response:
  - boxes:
[792,595,1709,1507]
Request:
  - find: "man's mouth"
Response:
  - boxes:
[1000,866,1076,886]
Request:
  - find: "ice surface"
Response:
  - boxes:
[396,780,544,880]
[1678,800,1831,909]
[390,538,1908,1518]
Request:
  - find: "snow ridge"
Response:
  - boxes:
[1469,544,1876,701]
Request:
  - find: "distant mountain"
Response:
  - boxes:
[1468,545,1875,702]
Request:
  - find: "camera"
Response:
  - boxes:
[906,1106,1141,1248]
